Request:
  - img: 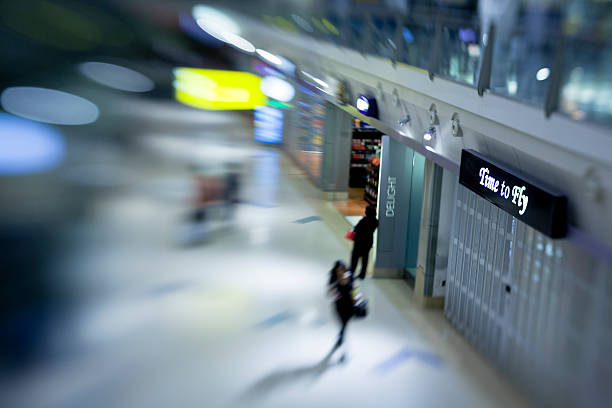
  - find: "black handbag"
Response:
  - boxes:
[353,298,368,318]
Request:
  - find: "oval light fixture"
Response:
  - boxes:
[256,49,283,66]
[221,32,255,53]
[192,5,240,41]
[78,62,154,92]
[301,71,329,89]
[1,87,99,125]
[256,50,296,75]
[260,76,295,102]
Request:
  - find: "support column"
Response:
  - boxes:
[321,103,352,200]
[373,136,413,278]
[414,160,445,308]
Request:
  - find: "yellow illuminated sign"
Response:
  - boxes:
[173,68,265,110]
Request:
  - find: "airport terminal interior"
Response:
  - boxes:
[1,1,611,407]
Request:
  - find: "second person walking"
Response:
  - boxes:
[350,205,378,280]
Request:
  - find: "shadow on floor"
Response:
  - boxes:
[235,344,344,405]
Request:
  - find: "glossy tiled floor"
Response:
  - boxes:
[1,107,533,408]
[331,188,369,217]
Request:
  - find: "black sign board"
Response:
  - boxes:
[459,149,567,238]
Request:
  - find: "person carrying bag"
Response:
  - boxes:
[328,261,368,349]
[352,282,368,318]
[350,205,378,280]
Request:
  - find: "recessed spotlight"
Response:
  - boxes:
[536,67,550,81]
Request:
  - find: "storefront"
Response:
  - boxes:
[369,131,458,308]
[284,85,326,182]
[283,86,353,199]
[283,87,386,222]
[274,57,610,406]
[446,149,568,336]
[440,149,612,407]
[338,117,382,221]
[373,135,426,281]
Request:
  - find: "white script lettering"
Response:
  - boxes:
[479,168,529,216]
[512,185,529,215]
[500,181,510,199]
[386,176,396,217]
[479,167,499,193]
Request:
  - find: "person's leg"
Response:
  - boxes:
[338,315,351,362]
[336,303,352,346]
[338,320,346,343]
[335,303,345,347]
[350,246,359,274]
[359,250,370,280]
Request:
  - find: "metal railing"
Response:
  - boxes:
[228,0,612,129]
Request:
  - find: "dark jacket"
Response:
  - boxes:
[353,215,378,250]
[330,270,355,320]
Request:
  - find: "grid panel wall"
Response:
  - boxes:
[444,186,612,408]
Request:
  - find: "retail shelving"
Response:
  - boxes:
[350,118,381,188]
[364,154,380,204]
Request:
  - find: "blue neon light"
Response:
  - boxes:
[254,106,284,144]
[0,113,65,175]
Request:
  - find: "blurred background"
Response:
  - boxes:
[0,0,238,363]
[0,0,262,400]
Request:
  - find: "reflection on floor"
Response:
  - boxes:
[0,105,533,408]
[332,187,369,217]
[345,216,362,227]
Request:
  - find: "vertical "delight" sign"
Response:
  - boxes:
[386,176,396,217]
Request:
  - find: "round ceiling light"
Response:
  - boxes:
[260,76,295,102]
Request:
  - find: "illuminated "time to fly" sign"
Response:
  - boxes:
[459,149,567,238]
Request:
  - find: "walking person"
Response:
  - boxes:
[328,260,355,350]
[223,162,241,220]
[350,205,378,280]
[181,167,212,245]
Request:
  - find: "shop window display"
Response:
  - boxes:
[350,118,382,188]
[289,86,325,182]
[364,153,380,204]
[334,117,382,219]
